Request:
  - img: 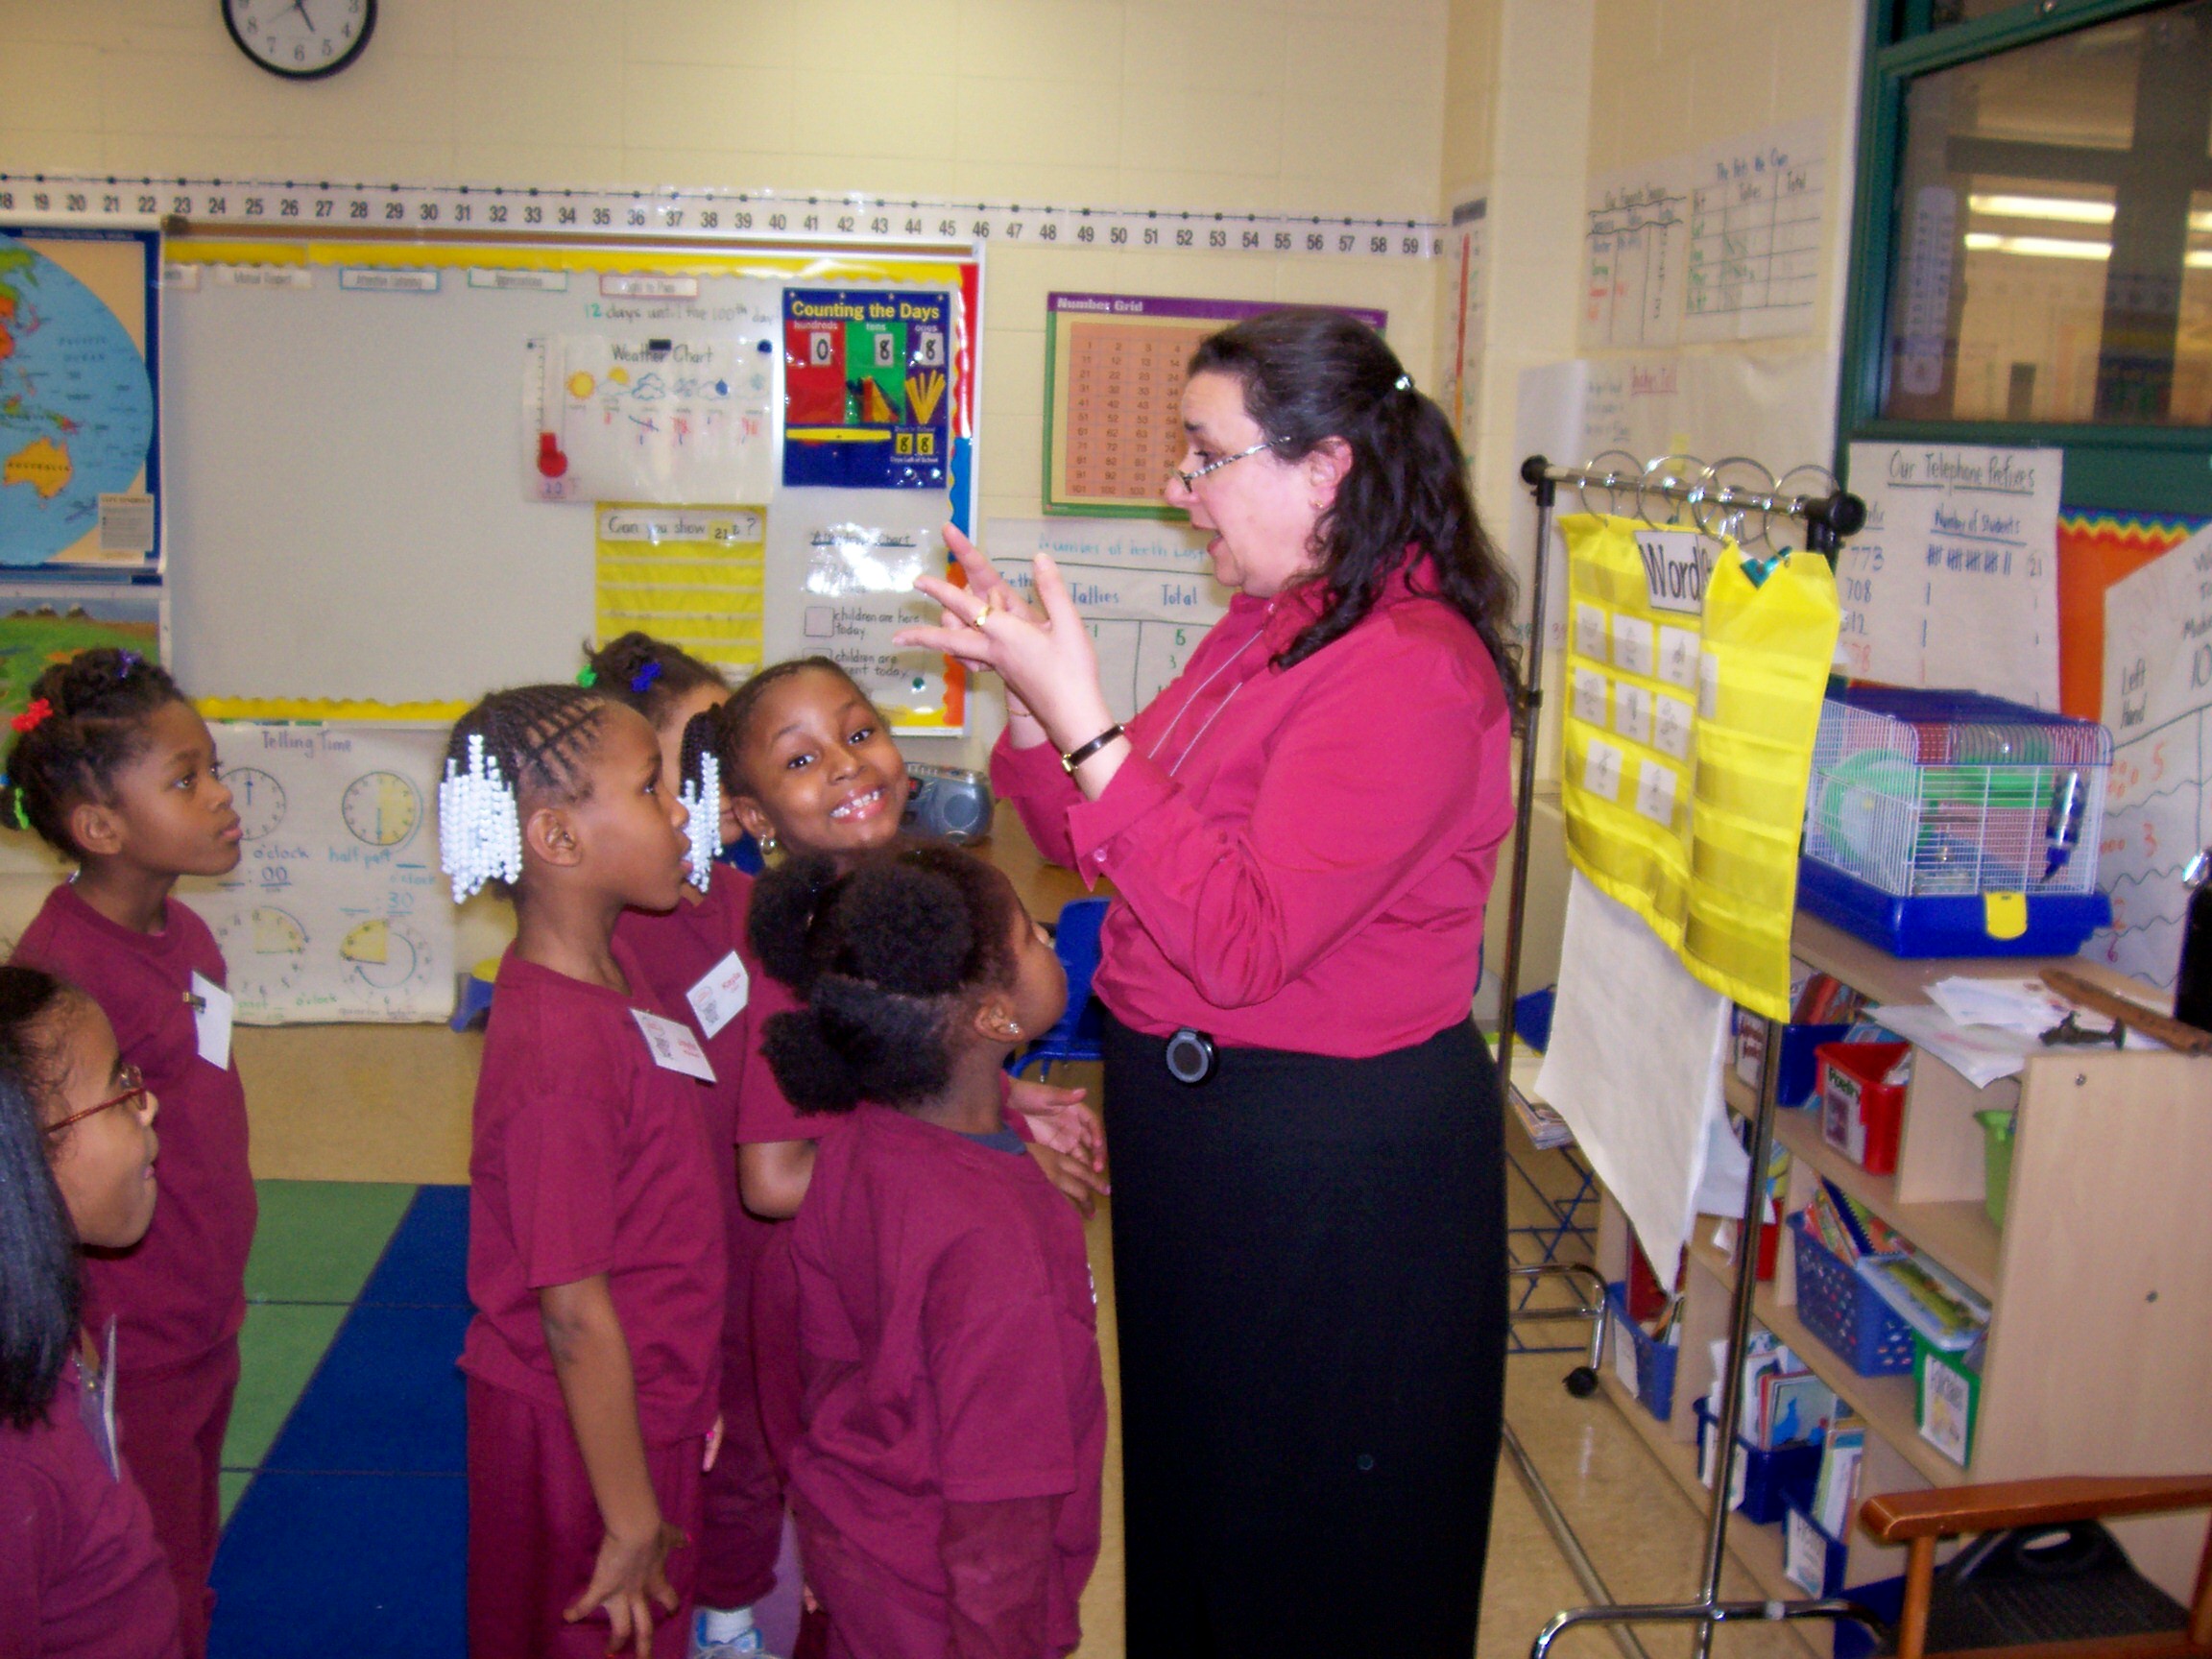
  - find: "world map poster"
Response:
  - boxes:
[0,228,159,575]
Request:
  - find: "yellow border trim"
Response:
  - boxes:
[198,697,468,723]
[165,239,966,286]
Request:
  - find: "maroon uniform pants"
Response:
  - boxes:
[118,1337,239,1659]
[467,1378,706,1659]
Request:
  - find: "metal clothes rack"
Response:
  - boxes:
[1494,452,1888,1659]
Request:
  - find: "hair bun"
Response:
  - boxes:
[835,862,973,997]
[758,1006,864,1115]
[747,853,843,992]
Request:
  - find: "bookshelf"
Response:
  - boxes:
[1592,913,2212,1606]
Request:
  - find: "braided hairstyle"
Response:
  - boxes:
[1188,307,1526,731]
[707,656,874,790]
[2,649,189,858]
[748,846,1021,1114]
[439,685,614,899]
[0,967,84,1430]
[584,633,726,731]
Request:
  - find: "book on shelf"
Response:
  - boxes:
[1508,1082,1574,1151]
[1856,1252,1990,1351]
[1813,1422,1864,1539]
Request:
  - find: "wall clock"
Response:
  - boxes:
[222,0,375,80]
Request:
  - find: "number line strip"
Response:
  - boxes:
[1,174,1442,260]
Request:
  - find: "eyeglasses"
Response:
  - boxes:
[46,1064,150,1139]
[1169,440,1274,492]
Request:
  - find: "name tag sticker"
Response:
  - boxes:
[632,1009,718,1082]
[190,973,233,1070]
[685,950,751,1039]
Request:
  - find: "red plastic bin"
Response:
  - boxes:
[1815,1041,1908,1176]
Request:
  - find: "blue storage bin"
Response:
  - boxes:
[1738,1011,1857,1106]
[1512,985,1554,1053]
[1605,1281,1679,1422]
[1694,1398,1822,1525]
[1783,1499,1905,1658]
[1787,1214,1916,1377]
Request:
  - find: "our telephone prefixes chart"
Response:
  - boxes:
[0,176,1443,260]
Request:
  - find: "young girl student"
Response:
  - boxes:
[705,658,1105,1224]
[4,652,251,1659]
[440,685,728,1659]
[0,966,182,1659]
[751,847,1105,1659]
[587,633,784,1659]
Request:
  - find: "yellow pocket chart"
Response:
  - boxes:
[1557,514,1839,1021]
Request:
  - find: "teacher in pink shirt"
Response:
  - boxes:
[901,307,1522,1659]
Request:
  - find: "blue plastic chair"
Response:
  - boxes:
[1009,897,1110,1079]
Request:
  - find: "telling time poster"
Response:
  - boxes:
[782,288,951,490]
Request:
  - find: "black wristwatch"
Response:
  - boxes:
[1060,724,1126,774]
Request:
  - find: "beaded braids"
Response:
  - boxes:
[437,685,613,902]
[674,709,722,893]
[582,633,726,728]
[0,650,188,859]
[747,846,1022,1115]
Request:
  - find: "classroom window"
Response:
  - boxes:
[1842,0,2212,514]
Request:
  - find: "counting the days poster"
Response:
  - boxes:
[782,288,951,490]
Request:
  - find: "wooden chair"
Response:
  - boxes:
[1858,1475,2212,1659]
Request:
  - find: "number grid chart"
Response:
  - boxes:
[1043,294,1388,517]
[0,175,1442,260]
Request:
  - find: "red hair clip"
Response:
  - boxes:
[11,699,52,734]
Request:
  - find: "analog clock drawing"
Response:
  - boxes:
[224,768,288,842]
[342,770,422,849]
[211,904,310,1006]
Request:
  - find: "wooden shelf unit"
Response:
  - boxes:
[1591,911,2212,1605]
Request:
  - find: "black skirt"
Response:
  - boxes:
[1101,1012,1509,1659]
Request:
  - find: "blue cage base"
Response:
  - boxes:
[1798,860,2110,959]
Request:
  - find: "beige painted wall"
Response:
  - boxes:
[0,0,1452,541]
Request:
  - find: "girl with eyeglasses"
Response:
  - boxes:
[901,307,1523,1658]
[4,651,252,1659]
[0,963,182,1659]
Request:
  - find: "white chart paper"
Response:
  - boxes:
[1838,442,2061,709]
[984,517,1229,724]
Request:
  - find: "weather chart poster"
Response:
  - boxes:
[782,288,952,490]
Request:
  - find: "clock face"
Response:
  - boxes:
[342,771,421,850]
[212,904,311,1008]
[224,767,288,842]
[223,0,376,80]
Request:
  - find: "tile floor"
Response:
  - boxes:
[207,1032,1831,1659]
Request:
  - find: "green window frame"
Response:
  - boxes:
[1839,0,2212,515]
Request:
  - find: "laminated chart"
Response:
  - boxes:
[595,505,766,680]
[541,334,776,506]
[188,724,454,1024]
[1558,514,1839,1019]
[783,289,952,490]
[1043,294,1389,516]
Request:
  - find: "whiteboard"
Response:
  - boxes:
[159,241,974,718]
